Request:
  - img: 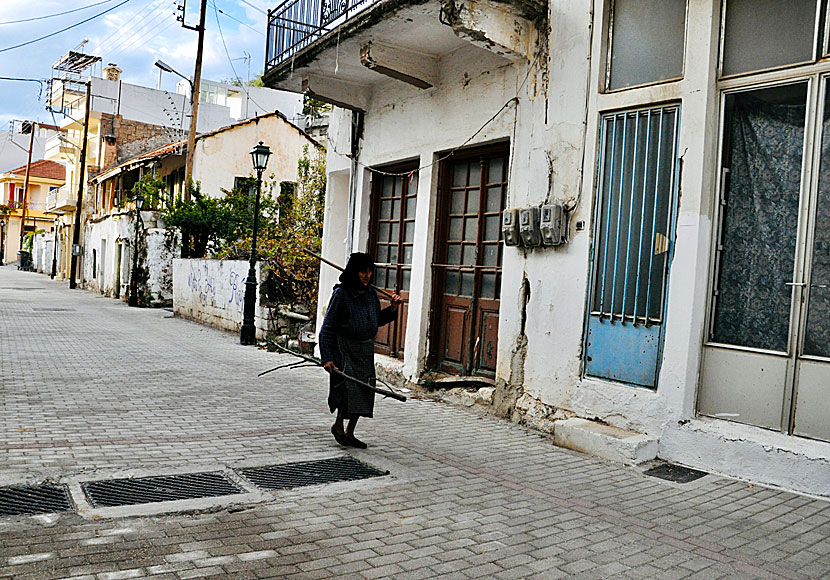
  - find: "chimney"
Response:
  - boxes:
[103,63,122,82]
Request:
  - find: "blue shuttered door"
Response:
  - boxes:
[585,106,680,388]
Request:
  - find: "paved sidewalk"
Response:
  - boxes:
[0,266,828,580]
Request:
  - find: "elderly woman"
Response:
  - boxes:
[319,253,401,448]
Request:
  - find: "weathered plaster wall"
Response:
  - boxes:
[82,211,133,298]
[173,259,266,337]
[191,113,319,198]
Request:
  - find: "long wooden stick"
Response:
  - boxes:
[303,248,396,299]
[260,341,407,402]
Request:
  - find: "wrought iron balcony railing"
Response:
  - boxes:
[266,0,380,72]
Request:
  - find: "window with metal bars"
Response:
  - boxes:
[590,105,679,325]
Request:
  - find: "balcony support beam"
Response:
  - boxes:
[440,0,537,61]
[360,41,439,89]
[302,74,370,112]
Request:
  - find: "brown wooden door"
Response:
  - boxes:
[431,146,507,377]
[368,167,418,358]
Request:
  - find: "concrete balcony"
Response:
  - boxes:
[46,185,77,214]
[263,0,545,110]
[45,134,75,162]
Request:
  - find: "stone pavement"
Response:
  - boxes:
[0,266,828,580]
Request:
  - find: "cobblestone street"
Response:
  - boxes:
[1,266,829,580]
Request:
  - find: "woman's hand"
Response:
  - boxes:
[389,293,402,311]
[323,361,338,374]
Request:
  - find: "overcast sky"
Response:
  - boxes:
[0,0,277,130]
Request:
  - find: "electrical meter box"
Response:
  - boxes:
[519,207,541,247]
[502,208,520,246]
[72,244,83,256]
[540,203,566,246]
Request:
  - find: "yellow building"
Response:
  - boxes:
[0,160,66,266]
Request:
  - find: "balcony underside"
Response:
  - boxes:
[264,0,544,111]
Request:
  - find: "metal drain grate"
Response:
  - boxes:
[0,484,73,516]
[644,463,708,483]
[32,307,75,312]
[82,472,244,508]
[240,456,388,490]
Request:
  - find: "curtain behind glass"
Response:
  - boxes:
[712,90,806,351]
[804,86,830,357]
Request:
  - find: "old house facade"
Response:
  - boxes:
[263,0,830,496]
[0,160,65,266]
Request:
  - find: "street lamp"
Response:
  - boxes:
[128,193,144,307]
[154,60,194,94]
[0,218,6,266]
[240,141,271,345]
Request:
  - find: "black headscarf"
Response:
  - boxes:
[337,252,374,292]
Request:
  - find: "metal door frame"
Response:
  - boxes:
[583,103,682,389]
[699,74,827,435]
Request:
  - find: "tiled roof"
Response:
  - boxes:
[8,159,66,181]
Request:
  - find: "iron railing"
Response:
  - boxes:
[266,0,380,72]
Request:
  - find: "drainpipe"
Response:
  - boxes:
[345,110,364,256]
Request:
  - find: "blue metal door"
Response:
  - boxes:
[585,106,680,388]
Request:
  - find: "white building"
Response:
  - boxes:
[262,0,830,497]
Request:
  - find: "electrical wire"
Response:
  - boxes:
[212,0,270,114]
[105,3,178,62]
[209,0,264,36]
[0,0,131,54]
[324,52,542,178]
[101,0,176,60]
[230,0,267,15]
[0,0,120,25]
[88,0,167,54]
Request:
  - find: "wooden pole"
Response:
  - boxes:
[18,121,36,251]
[184,0,208,199]
[302,247,396,299]
[69,82,91,289]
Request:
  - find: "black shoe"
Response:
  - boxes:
[346,435,367,449]
[331,425,348,446]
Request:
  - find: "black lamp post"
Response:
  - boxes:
[128,193,144,307]
[240,141,271,345]
[0,218,6,266]
[50,218,59,278]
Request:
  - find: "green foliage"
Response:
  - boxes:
[0,204,10,216]
[217,145,327,308]
[131,174,167,210]
[302,96,331,117]
[22,228,46,251]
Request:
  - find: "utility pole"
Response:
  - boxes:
[18,121,36,250]
[69,82,91,290]
[184,0,208,199]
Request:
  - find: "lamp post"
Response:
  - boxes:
[128,194,144,307]
[240,141,271,345]
[50,218,59,279]
[0,218,6,266]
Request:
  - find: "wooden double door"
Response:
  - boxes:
[430,145,508,377]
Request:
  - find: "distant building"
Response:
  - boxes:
[0,159,65,266]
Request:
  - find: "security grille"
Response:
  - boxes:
[644,463,707,483]
[82,472,244,508]
[0,484,73,516]
[240,456,388,490]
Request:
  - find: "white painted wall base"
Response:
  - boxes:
[660,418,830,499]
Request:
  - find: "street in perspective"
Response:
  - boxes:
[2,267,829,580]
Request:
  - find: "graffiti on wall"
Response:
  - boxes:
[187,262,217,304]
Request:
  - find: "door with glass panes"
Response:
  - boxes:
[431,146,507,377]
[368,168,417,358]
[699,80,830,442]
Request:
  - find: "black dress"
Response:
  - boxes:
[319,286,396,418]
